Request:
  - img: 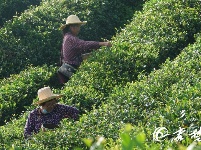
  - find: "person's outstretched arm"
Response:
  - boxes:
[99,41,112,47]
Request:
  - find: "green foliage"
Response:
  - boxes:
[0,0,137,79]
[14,29,201,149]
[120,124,145,150]
[0,0,41,27]
[102,33,201,148]
[60,0,201,113]
[0,112,27,149]
[0,0,144,143]
[0,0,201,149]
[60,84,105,114]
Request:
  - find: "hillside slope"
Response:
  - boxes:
[60,0,201,114]
[0,0,201,149]
[0,0,139,79]
[0,0,145,126]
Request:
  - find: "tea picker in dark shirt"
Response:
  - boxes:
[24,86,79,139]
[58,15,112,84]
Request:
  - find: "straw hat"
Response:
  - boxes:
[60,15,87,30]
[35,87,62,105]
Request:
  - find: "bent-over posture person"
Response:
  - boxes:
[58,14,112,84]
[24,87,79,139]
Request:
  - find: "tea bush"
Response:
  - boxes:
[101,33,201,148]
[0,0,201,149]
[0,65,57,125]
[0,0,145,132]
[48,31,201,149]
[58,0,201,113]
[0,0,139,79]
[0,0,41,27]
[0,0,146,125]
[0,111,28,149]
[1,27,201,150]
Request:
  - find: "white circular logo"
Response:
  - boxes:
[153,127,169,142]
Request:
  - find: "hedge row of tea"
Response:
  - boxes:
[0,0,146,126]
[0,0,201,149]
[0,0,139,79]
[0,65,58,125]
[0,0,41,27]
[0,0,200,133]
[105,34,201,149]
[1,27,201,150]
[58,0,201,114]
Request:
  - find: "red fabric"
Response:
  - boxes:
[62,32,100,67]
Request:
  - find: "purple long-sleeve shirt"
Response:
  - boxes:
[62,32,100,67]
[24,104,79,139]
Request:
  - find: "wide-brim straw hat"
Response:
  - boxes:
[34,87,62,105]
[60,15,87,30]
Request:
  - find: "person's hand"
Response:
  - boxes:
[99,41,112,47]
[104,41,112,47]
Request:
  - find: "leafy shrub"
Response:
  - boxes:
[0,0,201,149]
[0,0,41,27]
[1,32,201,149]
[0,112,27,149]
[59,0,201,113]
[0,0,146,125]
[101,33,201,148]
[0,0,145,129]
[0,0,138,79]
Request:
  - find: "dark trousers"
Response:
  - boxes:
[57,71,69,85]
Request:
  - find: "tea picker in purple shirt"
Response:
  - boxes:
[24,87,79,139]
[58,15,112,84]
